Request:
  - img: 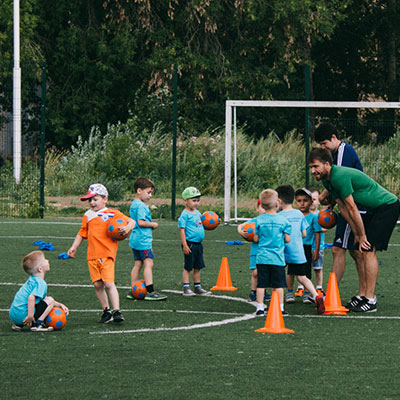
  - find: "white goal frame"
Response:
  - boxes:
[224,100,400,223]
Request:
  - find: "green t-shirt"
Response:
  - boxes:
[322,165,398,211]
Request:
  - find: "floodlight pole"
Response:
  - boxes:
[40,62,46,219]
[13,0,21,183]
[304,65,311,188]
[171,64,178,220]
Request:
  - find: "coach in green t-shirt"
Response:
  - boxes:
[308,148,399,313]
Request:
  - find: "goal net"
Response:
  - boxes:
[224,100,400,223]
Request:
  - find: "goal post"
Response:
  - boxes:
[224,100,400,224]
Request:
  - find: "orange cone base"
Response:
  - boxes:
[324,306,348,315]
[210,286,238,291]
[255,327,295,334]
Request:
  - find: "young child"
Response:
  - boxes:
[127,177,167,301]
[310,188,326,296]
[178,186,211,296]
[9,250,69,332]
[252,189,291,317]
[68,183,135,323]
[294,187,323,304]
[237,199,270,302]
[276,185,325,314]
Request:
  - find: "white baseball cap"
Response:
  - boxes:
[80,183,109,201]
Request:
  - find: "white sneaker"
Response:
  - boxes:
[194,286,211,296]
[12,324,23,332]
[31,323,54,332]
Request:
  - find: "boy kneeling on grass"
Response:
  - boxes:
[9,250,69,332]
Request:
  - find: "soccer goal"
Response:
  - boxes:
[224,100,400,223]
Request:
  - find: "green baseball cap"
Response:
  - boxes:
[182,186,201,199]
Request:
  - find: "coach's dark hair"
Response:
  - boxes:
[314,123,339,142]
[276,185,295,205]
[134,177,155,192]
[308,148,333,165]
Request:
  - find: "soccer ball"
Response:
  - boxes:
[317,208,337,229]
[131,280,147,300]
[201,211,220,230]
[239,221,256,242]
[44,306,67,330]
[107,215,131,241]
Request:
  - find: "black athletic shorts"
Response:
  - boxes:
[256,264,287,289]
[287,262,308,276]
[333,212,366,250]
[361,201,400,252]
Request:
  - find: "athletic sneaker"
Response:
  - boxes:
[281,310,289,317]
[315,295,325,315]
[264,291,271,301]
[126,291,135,300]
[351,297,377,313]
[99,307,113,323]
[194,286,211,296]
[255,309,265,317]
[302,292,312,304]
[183,287,196,296]
[344,296,362,311]
[286,292,295,303]
[30,323,54,332]
[11,324,23,332]
[317,288,326,297]
[248,291,257,302]
[145,291,167,301]
[112,310,125,323]
[294,288,304,297]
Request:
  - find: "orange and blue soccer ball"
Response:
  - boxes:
[131,280,147,300]
[107,215,130,241]
[239,221,256,242]
[317,208,337,229]
[45,306,67,330]
[201,211,220,230]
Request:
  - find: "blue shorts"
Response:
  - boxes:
[256,264,287,289]
[183,241,206,271]
[249,254,257,270]
[312,249,324,270]
[132,249,154,261]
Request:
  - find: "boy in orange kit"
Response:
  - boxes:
[68,183,135,323]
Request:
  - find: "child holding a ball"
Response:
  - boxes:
[127,177,167,301]
[9,250,69,332]
[237,199,271,302]
[68,183,135,323]
[178,186,211,296]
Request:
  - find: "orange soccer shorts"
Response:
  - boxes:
[88,258,115,283]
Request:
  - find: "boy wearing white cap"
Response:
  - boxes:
[178,187,211,296]
[68,183,135,323]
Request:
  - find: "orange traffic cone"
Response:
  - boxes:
[255,291,295,334]
[324,272,348,315]
[210,257,238,291]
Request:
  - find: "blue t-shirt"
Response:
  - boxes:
[129,199,153,250]
[280,209,308,264]
[303,213,322,246]
[255,213,291,267]
[9,276,47,325]
[178,209,205,243]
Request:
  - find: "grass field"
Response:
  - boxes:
[1,218,400,400]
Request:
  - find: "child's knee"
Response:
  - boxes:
[44,296,55,307]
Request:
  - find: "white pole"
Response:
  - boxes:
[13,0,21,183]
[224,103,232,223]
[233,106,237,221]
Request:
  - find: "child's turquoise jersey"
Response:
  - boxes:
[129,199,153,250]
[303,212,322,246]
[178,209,205,243]
[312,211,325,250]
[255,213,291,266]
[9,276,47,325]
[280,209,308,264]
